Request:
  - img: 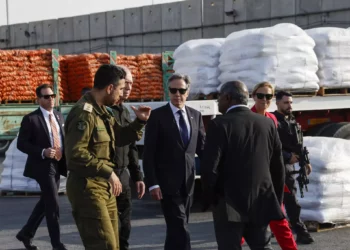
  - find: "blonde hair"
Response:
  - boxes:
[252,82,275,96]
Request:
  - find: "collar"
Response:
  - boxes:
[169,102,187,115]
[226,104,248,113]
[81,92,109,117]
[274,110,293,121]
[39,106,54,117]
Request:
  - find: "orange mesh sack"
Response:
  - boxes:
[117,55,140,100]
[137,54,163,100]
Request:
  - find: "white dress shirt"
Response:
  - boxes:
[226,104,249,113]
[40,107,63,158]
[149,102,192,192]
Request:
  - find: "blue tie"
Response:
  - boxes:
[177,110,189,146]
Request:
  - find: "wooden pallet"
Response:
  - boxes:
[127,98,163,102]
[2,100,35,104]
[317,87,350,96]
[0,190,66,197]
[304,221,350,232]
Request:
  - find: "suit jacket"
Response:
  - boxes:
[17,108,67,179]
[143,103,205,196]
[201,106,285,226]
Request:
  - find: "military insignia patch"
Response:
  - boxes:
[83,103,93,113]
[77,121,87,131]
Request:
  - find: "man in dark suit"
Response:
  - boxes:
[201,81,285,250]
[16,84,67,250]
[143,73,206,250]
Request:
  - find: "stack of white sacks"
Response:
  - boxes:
[306,27,350,88]
[297,137,350,223]
[173,38,225,99]
[0,137,66,192]
[218,23,320,93]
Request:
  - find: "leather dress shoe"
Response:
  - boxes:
[16,233,39,250]
[52,243,68,250]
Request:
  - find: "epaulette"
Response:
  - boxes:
[83,103,93,113]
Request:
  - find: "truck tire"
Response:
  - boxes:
[0,140,10,155]
[304,122,335,137]
[319,122,350,140]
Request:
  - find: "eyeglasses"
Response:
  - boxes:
[255,93,273,100]
[169,88,188,95]
[41,94,56,99]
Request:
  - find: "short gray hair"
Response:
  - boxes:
[168,73,191,87]
[220,80,249,105]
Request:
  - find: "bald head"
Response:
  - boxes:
[218,80,249,113]
[117,65,133,101]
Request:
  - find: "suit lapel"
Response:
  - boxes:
[166,104,185,148]
[185,106,194,142]
[37,108,50,141]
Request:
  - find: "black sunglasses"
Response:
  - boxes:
[256,93,273,100]
[169,87,188,95]
[41,94,56,99]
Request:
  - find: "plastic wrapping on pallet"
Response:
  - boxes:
[173,38,225,99]
[0,137,66,193]
[306,27,350,88]
[218,23,320,93]
[295,136,350,223]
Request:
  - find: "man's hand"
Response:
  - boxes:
[136,181,146,199]
[131,105,151,121]
[306,164,312,175]
[289,153,299,164]
[150,187,162,201]
[108,172,123,196]
[44,148,56,159]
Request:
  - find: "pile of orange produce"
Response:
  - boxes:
[58,55,70,102]
[0,49,56,102]
[65,53,110,101]
[117,55,140,100]
[137,54,163,100]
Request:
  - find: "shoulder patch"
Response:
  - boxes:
[77,121,87,131]
[83,103,93,113]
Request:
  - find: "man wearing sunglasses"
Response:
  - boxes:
[109,65,145,250]
[16,84,67,250]
[143,73,206,250]
[273,91,314,245]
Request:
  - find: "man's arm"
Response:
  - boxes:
[64,107,113,179]
[17,115,43,157]
[142,112,159,189]
[114,118,145,147]
[200,119,225,200]
[270,127,286,205]
[128,141,143,183]
[196,113,206,159]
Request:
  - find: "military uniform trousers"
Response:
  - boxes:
[116,169,132,250]
[66,174,119,250]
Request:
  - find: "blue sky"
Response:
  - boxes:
[0,0,185,26]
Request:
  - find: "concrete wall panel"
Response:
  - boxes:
[203,26,225,38]
[246,0,271,20]
[43,19,58,45]
[203,0,225,26]
[246,20,271,29]
[90,39,108,53]
[226,0,247,23]
[108,37,125,55]
[125,35,143,55]
[161,31,181,51]
[28,21,43,46]
[270,17,296,26]
[271,0,295,17]
[296,0,322,14]
[162,2,181,31]
[181,28,202,43]
[12,23,29,47]
[58,43,75,55]
[143,33,162,53]
[73,15,90,41]
[90,12,106,39]
[322,0,350,11]
[106,10,124,37]
[58,18,74,43]
[0,26,9,49]
[181,0,202,28]
[143,5,162,32]
[124,8,142,35]
[224,23,246,37]
[74,41,90,54]
[296,14,323,29]
[325,10,350,28]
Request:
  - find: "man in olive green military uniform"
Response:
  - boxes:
[110,66,145,250]
[64,64,151,250]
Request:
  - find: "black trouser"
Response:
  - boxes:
[160,186,192,250]
[212,198,272,250]
[19,163,61,247]
[116,169,132,250]
[284,173,308,234]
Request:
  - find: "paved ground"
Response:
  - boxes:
[0,194,350,250]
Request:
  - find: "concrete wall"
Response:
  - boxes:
[1,0,350,54]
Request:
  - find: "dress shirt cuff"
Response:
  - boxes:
[149,185,160,192]
[41,149,45,159]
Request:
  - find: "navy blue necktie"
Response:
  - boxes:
[177,110,189,146]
